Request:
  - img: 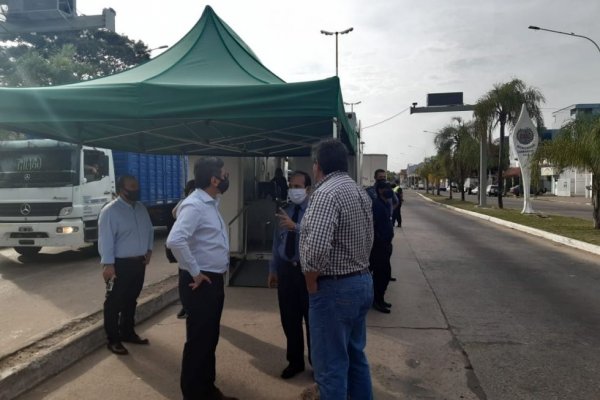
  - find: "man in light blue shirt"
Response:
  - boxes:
[99,175,154,356]
[166,157,238,400]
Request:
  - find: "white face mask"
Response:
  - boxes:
[288,188,307,205]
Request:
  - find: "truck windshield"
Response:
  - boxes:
[0,148,79,188]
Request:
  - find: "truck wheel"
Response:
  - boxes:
[14,246,42,256]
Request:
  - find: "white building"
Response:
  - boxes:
[543,104,600,198]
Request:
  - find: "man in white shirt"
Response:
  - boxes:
[166,157,237,400]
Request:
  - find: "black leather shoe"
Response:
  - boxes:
[281,364,305,379]
[389,277,397,282]
[121,334,150,345]
[107,341,128,355]
[383,301,392,308]
[213,387,239,400]
[373,302,391,314]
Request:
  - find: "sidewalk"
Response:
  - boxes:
[16,230,482,400]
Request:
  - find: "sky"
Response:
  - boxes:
[78,0,600,171]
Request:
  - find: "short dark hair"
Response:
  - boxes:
[116,175,137,193]
[289,170,311,188]
[374,169,386,179]
[313,139,348,175]
[194,157,224,190]
[184,179,196,196]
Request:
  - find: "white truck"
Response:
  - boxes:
[360,154,388,187]
[0,139,186,256]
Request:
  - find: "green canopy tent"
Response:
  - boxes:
[0,6,356,157]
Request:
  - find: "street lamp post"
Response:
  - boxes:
[344,101,361,112]
[528,25,600,54]
[320,27,354,76]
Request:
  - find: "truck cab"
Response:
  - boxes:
[0,139,114,255]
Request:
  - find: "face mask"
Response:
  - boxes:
[123,189,140,202]
[288,188,307,205]
[382,189,393,199]
[216,176,229,194]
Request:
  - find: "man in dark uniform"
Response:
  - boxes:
[269,171,312,379]
[370,180,394,313]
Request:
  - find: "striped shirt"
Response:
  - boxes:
[300,171,373,275]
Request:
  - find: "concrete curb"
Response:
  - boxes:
[419,194,600,256]
[0,275,179,400]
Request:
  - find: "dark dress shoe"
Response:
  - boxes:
[389,277,397,282]
[121,334,150,345]
[107,341,128,355]
[176,308,187,319]
[281,364,305,379]
[383,301,392,308]
[213,387,239,400]
[373,302,391,314]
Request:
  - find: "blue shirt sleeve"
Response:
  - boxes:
[166,201,203,277]
[98,206,115,264]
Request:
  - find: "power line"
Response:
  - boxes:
[362,106,410,130]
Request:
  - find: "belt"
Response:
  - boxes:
[200,270,225,278]
[115,256,145,261]
[317,268,370,281]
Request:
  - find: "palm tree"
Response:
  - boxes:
[434,117,479,201]
[537,116,600,228]
[472,114,493,207]
[474,79,545,208]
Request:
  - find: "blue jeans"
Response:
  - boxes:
[309,272,374,400]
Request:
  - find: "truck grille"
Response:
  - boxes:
[0,202,72,217]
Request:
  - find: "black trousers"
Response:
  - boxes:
[179,269,225,399]
[277,262,310,367]
[103,257,146,342]
[392,205,402,227]
[369,241,393,304]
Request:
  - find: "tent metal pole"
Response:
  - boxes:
[332,117,338,139]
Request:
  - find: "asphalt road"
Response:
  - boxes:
[2,192,600,399]
[432,190,594,221]
[0,229,176,358]
[402,191,600,399]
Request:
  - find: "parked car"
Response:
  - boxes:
[509,184,547,196]
[450,183,459,192]
[486,184,499,196]
[471,186,479,195]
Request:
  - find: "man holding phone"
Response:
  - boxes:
[99,175,154,356]
[269,170,312,379]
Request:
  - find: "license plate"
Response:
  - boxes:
[18,227,33,232]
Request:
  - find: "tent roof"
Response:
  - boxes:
[0,6,356,156]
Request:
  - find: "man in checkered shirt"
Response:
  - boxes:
[300,138,375,400]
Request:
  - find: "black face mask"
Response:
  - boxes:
[123,189,140,202]
[215,176,229,194]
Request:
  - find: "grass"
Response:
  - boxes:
[423,194,600,246]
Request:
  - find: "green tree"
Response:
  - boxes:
[0,30,150,86]
[536,116,600,228]
[474,79,545,208]
[434,117,480,201]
